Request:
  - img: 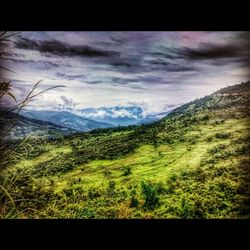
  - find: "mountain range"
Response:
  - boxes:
[0,111,75,140]
[21,110,114,132]
[21,106,174,130]
[1,106,174,140]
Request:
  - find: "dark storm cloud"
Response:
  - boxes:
[14,37,120,58]
[111,76,166,85]
[111,77,138,84]
[137,76,165,83]
[110,61,133,67]
[16,35,248,78]
[3,57,60,69]
[85,80,103,84]
[55,73,103,84]
[108,58,145,74]
[182,43,243,60]
[230,57,250,69]
[146,60,196,72]
[154,42,249,62]
[109,56,197,74]
[148,47,186,60]
[56,72,86,80]
[148,41,250,72]
[110,55,143,68]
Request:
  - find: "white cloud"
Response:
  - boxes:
[89,110,108,118]
[110,108,138,119]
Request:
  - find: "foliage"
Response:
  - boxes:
[122,166,132,176]
[141,181,160,210]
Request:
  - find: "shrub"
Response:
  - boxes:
[103,207,118,219]
[202,115,210,121]
[103,169,112,178]
[190,138,197,145]
[107,181,116,196]
[236,145,250,155]
[215,132,230,139]
[206,136,213,142]
[79,207,96,219]
[195,167,206,182]
[141,181,160,210]
[129,195,139,208]
[67,178,80,186]
[180,196,192,218]
[122,166,132,176]
[209,144,227,154]
[88,187,102,199]
[108,181,116,190]
[169,174,178,182]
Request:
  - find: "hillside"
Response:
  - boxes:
[0,81,249,218]
[21,110,114,132]
[0,111,75,140]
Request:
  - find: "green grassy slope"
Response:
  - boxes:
[0,81,249,218]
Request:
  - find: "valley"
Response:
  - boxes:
[0,81,249,218]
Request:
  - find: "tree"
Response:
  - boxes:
[141,181,159,210]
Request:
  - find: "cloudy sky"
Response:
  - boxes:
[1,31,250,116]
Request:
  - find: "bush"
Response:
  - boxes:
[141,181,160,210]
[79,207,96,219]
[129,195,139,208]
[67,178,81,186]
[169,174,178,181]
[103,207,118,218]
[103,169,112,178]
[122,166,132,176]
[195,167,206,182]
[215,132,230,139]
[180,196,193,218]
[179,196,206,219]
[107,181,116,196]
[88,187,102,199]
[206,136,213,142]
[209,144,227,154]
[202,115,210,121]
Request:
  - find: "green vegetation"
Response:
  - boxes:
[0,82,250,218]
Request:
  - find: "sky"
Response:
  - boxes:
[1,31,250,117]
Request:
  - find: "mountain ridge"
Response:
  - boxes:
[21,110,114,132]
[0,111,76,140]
